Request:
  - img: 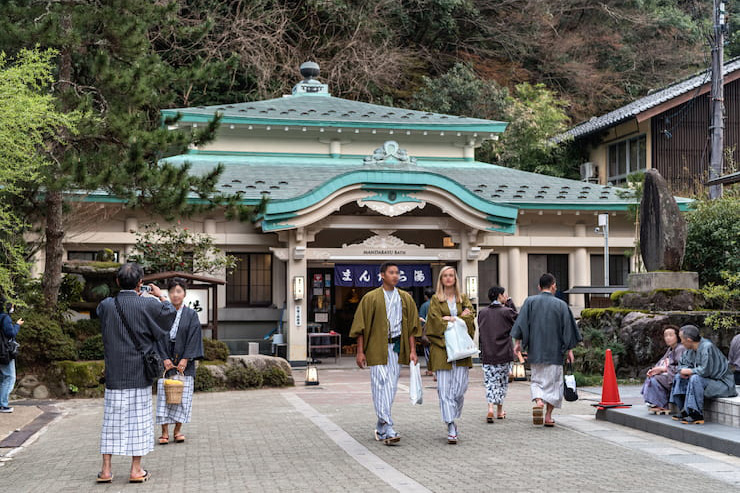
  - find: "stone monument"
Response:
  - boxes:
[628,169,698,291]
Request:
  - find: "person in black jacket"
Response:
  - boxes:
[156,277,204,445]
[478,286,517,423]
[96,263,176,484]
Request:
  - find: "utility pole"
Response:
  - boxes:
[598,213,609,287]
[709,0,727,199]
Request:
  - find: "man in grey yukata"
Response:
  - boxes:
[512,273,582,427]
[670,325,738,424]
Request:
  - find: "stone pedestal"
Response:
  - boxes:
[628,271,699,292]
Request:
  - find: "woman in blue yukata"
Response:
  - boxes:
[641,325,685,415]
[156,278,204,445]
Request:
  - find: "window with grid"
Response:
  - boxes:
[226,253,272,306]
[607,135,646,185]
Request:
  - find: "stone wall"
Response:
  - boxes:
[578,309,738,378]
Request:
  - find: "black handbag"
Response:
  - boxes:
[564,362,578,402]
[114,296,162,383]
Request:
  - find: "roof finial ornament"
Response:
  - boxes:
[300,61,320,81]
[292,61,329,96]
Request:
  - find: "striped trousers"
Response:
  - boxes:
[370,344,400,427]
[436,363,469,423]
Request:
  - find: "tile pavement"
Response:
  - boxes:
[0,367,738,492]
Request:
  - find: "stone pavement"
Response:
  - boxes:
[1,367,739,492]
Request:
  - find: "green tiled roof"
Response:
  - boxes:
[161,94,508,133]
[161,151,673,211]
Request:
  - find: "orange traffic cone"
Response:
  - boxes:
[593,349,631,410]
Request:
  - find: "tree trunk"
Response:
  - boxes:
[42,190,64,306]
[43,13,73,307]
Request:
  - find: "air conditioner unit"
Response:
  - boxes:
[580,162,598,182]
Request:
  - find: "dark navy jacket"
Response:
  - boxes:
[97,291,176,389]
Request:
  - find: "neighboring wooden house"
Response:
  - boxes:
[561,58,740,194]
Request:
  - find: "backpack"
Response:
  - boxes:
[0,314,19,365]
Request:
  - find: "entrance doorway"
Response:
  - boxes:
[307,262,439,343]
[528,254,569,303]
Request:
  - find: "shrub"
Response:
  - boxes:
[700,271,740,310]
[203,338,230,361]
[58,274,84,310]
[78,334,105,360]
[572,327,626,376]
[194,364,216,392]
[225,365,262,389]
[683,195,740,286]
[15,309,78,367]
[65,318,101,341]
[53,360,105,396]
[262,367,289,387]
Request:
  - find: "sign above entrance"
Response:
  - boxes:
[334,264,432,288]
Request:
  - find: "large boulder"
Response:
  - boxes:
[639,169,687,271]
[578,309,737,378]
[228,354,292,374]
[227,355,294,385]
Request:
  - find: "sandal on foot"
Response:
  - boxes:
[158,435,169,445]
[532,406,544,425]
[544,420,556,427]
[174,434,185,443]
[497,411,507,420]
[486,411,494,423]
[129,470,150,483]
[96,473,113,484]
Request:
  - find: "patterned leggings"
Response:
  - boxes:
[483,363,511,405]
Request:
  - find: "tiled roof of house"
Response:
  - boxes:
[161,93,507,133]
[160,151,663,210]
[559,58,740,141]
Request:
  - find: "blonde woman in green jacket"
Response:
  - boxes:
[426,266,475,444]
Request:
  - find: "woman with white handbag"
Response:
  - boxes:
[425,266,476,444]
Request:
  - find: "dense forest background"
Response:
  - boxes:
[1,0,738,304]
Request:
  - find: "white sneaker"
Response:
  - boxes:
[0,406,13,413]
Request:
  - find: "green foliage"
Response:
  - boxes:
[580,307,643,318]
[78,334,105,361]
[58,275,84,310]
[203,338,230,362]
[262,367,290,387]
[15,309,78,367]
[225,365,263,389]
[610,290,632,304]
[70,319,102,340]
[128,223,238,275]
[411,63,574,177]
[194,364,216,392]
[0,48,78,304]
[683,195,740,286]
[496,82,573,177]
[704,312,739,333]
[53,360,105,389]
[573,327,626,376]
[699,271,740,311]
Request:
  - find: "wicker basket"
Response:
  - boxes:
[163,369,185,405]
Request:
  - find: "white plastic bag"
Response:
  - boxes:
[409,362,423,405]
[444,318,480,363]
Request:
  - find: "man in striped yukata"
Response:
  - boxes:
[350,263,421,445]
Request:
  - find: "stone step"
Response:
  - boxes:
[596,405,740,457]
[706,395,740,427]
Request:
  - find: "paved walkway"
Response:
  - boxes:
[1,367,739,492]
